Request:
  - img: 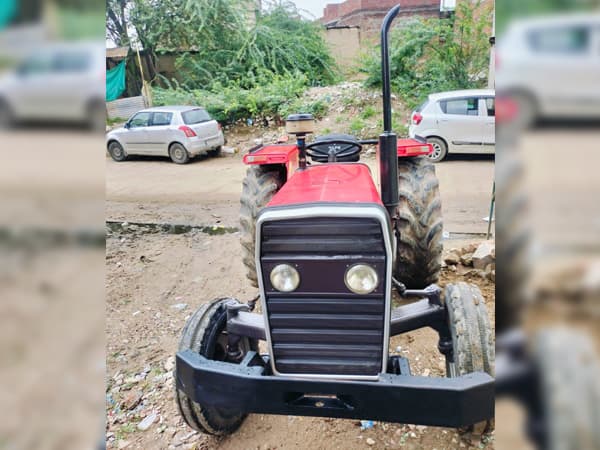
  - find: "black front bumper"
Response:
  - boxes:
[176,349,494,428]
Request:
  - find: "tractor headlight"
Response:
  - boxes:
[345,264,379,295]
[270,264,300,292]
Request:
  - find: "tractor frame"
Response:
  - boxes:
[174,5,495,435]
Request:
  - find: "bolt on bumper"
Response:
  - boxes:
[176,349,494,428]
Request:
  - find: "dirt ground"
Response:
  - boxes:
[105,223,494,450]
[105,140,496,449]
[105,151,494,235]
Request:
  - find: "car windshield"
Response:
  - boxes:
[182,109,211,124]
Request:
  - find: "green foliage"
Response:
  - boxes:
[107,116,128,126]
[360,105,377,120]
[348,118,366,135]
[278,98,328,120]
[497,0,600,34]
[128,0,338,89]
[362,1,493,109]
[152,72,327,123]
[127,0,338,123]
[58,7,105,39]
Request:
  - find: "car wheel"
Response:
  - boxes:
[108,141,127,162]
[426,137,447,163]
[88,102,106,133]
[169,143,190,164]
[0,101,14,129]
[208,146,221,157]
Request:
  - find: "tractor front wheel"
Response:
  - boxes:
[240,166,284,286]
[175,298,258,436]
[445,282,495,433]
[394,156,443,288]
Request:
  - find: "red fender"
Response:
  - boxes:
[243,144,299,174]
[396,139,432,157]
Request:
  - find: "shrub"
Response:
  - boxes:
[361,0,492,109]
[360,105,377,120]
[152,72,329,124]
[348,118,366,135]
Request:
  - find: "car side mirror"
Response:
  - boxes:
[124,122,130,129]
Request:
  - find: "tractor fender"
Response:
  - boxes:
[243,143,299,175]
[396,138,433,158]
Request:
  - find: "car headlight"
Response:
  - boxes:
[270,264,300,292]
[345,264,379,294]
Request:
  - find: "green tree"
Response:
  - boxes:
[122,0,337,89]
[106,0,133,46]
[363,0,493,109]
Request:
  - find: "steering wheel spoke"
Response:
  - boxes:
[305,134,363,163]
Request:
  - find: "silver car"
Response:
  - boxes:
[106,106,225,164]
[0,42,106,130]
[408,89,495,162]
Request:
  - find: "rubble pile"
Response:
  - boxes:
[443,240,495,282]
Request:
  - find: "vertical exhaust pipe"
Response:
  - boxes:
[379,5,401,218]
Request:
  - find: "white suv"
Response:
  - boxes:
[408,89,495,162]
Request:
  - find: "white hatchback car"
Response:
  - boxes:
[106,106,225,164]
[497,14,600,127]
[408,89,495,162]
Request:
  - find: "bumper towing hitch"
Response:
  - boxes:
[226,301,251,362]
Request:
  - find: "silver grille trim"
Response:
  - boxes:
[255,204,393,381]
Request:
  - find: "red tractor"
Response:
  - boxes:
[174,5,494,435]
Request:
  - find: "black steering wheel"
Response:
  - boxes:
[305,134,363,163]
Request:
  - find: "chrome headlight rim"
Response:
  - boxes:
[269,263,300,292]
[344,263,379,295]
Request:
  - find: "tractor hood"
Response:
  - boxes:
[267,163,382,207]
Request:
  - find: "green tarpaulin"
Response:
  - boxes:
[106,60,127,102]
[0,0,17,30]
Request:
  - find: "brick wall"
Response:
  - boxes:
[322,0,439,24]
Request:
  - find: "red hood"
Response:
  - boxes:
[267,163,382,207]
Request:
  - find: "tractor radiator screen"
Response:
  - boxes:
[259,216,387,377]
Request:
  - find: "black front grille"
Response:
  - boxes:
[260,216,388,376]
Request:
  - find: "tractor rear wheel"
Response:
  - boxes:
[445,282,495,433]
[240,166,284,287]
[394,156,443,288]
[175,298,258,436]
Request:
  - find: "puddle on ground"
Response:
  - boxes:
[0,227,104,248]
[106,221,238,236]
